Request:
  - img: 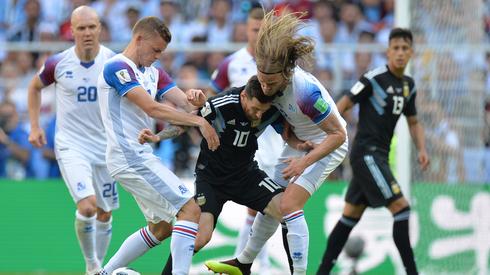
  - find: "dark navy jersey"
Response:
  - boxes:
[348,65,417,157]
[196,87,282,182]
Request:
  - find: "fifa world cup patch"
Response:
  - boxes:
[314,97,330,113]
[200,102,212,117]
[116,69,132,84]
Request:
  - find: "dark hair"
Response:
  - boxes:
[244,75,275,103]
[132,16,172,43]
[389,28,413,45]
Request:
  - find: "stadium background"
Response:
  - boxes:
[0,0,489,274]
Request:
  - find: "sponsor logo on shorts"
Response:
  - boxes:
[196,193,206,206]
[77,182,86,191]
[391,181,401,194]
[178,185,189,194]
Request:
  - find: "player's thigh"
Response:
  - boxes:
[92,164,119,212]
[195,176,226,226]
[352,154,402,208]
[273,142,348,195]
[58,155,95,204]
[114,158,193,224]
[234,168,284,215]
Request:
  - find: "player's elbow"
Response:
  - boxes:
[333,127,347,147]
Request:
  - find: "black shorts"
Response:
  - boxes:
[345,152,403,207]
[194,167,283,225]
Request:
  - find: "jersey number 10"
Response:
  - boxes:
[233,130,250,147]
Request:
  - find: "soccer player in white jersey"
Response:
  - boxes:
[207,11,348,275]
[27,6,117,274]
[96,16,219,275]
[209,7,282,272]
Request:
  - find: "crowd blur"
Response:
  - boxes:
[0,0,488,184]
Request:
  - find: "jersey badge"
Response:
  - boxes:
[200,102,212,117]
[251,120,259,127]
[116,69,132,84]
[403,81,409,97]
[226,119,236,125]
[351,81,364,95]
[77,182,86,191]
[314,97,329,113]
[391,181,401,194]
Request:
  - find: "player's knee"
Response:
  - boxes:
[279,199,298,216]
[96,208,112,222]
[178,199,201,222]
[388,197,410,214]
[77,197,97,217]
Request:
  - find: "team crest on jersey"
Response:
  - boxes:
[77,182,86,191]
[314,97,329,113]
[403,81,409,97]
[251,120,259,127]
[116,69,132,84]
[200,102,212,117]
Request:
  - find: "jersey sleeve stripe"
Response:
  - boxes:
[156,83,177,100]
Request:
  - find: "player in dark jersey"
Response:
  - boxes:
[317,28,430,275]
[139,76,313,275]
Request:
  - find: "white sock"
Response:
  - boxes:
[171,220,198,275]
[96,217,112,265]
[284,210,308,274]
[75,211,98,271]
[103,226,160,274]
[237,213,279,264]
[234,213,255,256]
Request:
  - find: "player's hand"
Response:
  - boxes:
[296,140,316,151]
[28,127,46,148]
[418,149,430,171]
[282,157,306,183]
[138,128,160,144]
[198,118,220,151]
[186,89,207,107]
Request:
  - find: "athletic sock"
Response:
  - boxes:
[75,211,98,271]
[393,207,418,275]
[171,220,198,275]
[103,226,160,274]
[234,213,255,256]
[317,215,360,274]
[237,213,279,264]
[95,217,112,264]
[283,210,308,274]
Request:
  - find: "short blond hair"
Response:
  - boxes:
[255,11,314,79]
[132,16,171,43]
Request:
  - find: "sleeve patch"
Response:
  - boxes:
[116,69,132,84]
[351,81,365,95]
[200,102,212,117]
[314,97,329,113]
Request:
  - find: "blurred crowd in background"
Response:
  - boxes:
[0,0,489,184]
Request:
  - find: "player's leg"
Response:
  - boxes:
[279,143,347,275]
[58,156,99,274]
[388,196,418,275]
[317,202,366,274]
[101,158,194,274]
[92,165,119,265]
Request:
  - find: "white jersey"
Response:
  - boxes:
[39,45,115,165]
[98,54,176,175]
[273,67,347,144]
[211,47,283,171]
[210,47,257,92]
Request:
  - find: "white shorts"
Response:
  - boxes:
[112,157,194,224]
[58,155,119,212]
[273,140,348,195]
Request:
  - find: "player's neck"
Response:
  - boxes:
[247,44,255,57]
[75,45,100,62]
[387,63,405,79]
[122,45,141,67]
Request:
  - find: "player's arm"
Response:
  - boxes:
[336,95,355,116]
[163,86,207,111]
[138,125,188,144]
[126,88,219,150]
[27,74,47,148]
[406,115,430,170]
[279,120,316,151]
[337,77,372,116]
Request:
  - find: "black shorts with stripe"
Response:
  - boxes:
[194,167,283,226]
[345,151,403,207]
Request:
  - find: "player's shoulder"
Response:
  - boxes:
[99,45,117,59]
[292,67,323,93]
[363,65,389,80]
[209,87,241,109]
[403,74,415,86]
